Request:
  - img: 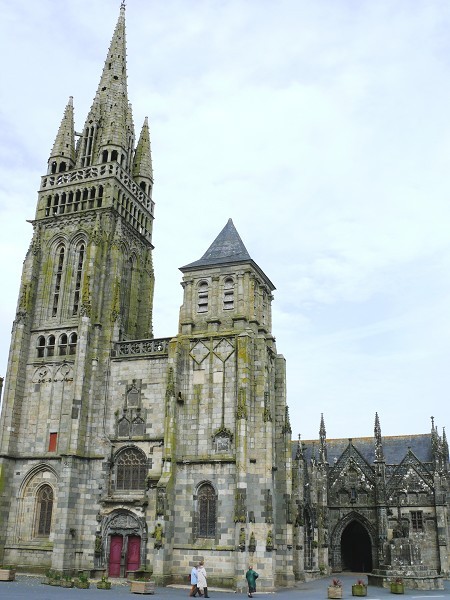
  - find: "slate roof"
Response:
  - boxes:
[294,434,433,466]
[180,219,275,290]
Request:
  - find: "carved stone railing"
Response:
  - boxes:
[41,162,153,211]
[112,338,171,358]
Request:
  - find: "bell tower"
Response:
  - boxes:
[0,3,154,569]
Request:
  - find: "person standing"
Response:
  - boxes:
[197,560,209,598]
[189,562,200,597]
[245,565,259,598]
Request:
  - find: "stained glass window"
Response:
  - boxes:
[37,485,53,536]
[115,448,147,491]
[198,483,216,538]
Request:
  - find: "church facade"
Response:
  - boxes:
[0,5,449,590]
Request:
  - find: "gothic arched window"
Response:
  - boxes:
[198,483,216,538]
[37,336,45,358]
[52,245,65,317]
[68,332,77,355]
[72,243,85,316]
[197,281,209,313]
[46,335,55,357]
[36,485,53,537]
[58,334,68,356]
[115,447,147,491]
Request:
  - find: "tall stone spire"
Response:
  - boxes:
[295,434,304,461]
[76,3,131,168]
[133,116,153,191]
[374,412,384,462]
[443,427,449,465]
[48,96,75,174]
[319,413,328,464]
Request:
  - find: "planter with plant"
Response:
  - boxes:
[328,579,343,599]
[97,575,112,589]
[60,573,74,588]
[49,571,61,586]
[42,569,55,585]
[74,573,90,589]
[352,579,367,596]
[0,565,16,582]
[390,578,404,594]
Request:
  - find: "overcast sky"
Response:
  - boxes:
[1,0,449,441]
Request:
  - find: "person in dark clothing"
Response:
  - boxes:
[245,565,259,598]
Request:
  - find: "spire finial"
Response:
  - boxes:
[374,412,384,462]
[295,434,303,460]
[319,414,328,464]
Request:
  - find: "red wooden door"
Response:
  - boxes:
[126,535,141,572]
[109,535,123,577]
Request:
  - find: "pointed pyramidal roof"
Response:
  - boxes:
[49,96,75,164]
[80,3,130,153]
[181,219,275,290]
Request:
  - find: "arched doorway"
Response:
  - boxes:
[100,511,147,577]
[109,534,141,577]
[341,521,372,572]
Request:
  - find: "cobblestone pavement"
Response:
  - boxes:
[1,573,449,599]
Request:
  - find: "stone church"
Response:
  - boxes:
[0,4,448,591]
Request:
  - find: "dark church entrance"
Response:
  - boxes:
[341,521,372,572]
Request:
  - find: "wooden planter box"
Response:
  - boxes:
[130,580,155,594]
[61,580,74,588]
[0,569,16,582]
[74,580,90,588]
[390,583,404,594]
[328,586,343,599]
[352,584,367,596]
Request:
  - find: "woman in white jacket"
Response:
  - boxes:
[197,561,209,598]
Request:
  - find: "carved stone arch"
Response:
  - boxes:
[99,508,148,576]
[32,365,54,383]
[103,509,146,537]
[15,465,58,543]
[118,240,130,257]
[68,234,88,267]
[330,510,376,572]
[47,233,69,254]
[54,363,74,382]
[19,463,59,495]
[195,479,217,496]
[69,230,89,247]
[212,427,233,453]
[129,250,139,265]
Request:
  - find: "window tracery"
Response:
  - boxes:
[36,485,53,537]
[115,447,147,491]
[52,245,65,316]
[72,243,85,315]
[198,483,216,538]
